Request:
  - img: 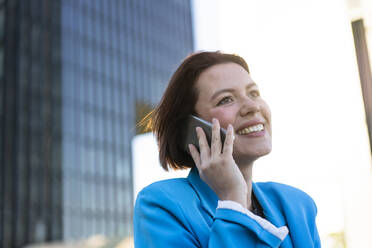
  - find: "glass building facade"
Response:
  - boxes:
[0,0,193,247]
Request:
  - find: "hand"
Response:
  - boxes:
[188,118,248,208]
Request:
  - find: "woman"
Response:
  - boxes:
[133,51,321,247]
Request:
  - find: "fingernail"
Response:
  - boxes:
[212,118,217,124]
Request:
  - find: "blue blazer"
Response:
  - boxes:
[134,168,321,247]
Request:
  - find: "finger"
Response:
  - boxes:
[196,127,210,162]
[188,144,201,169]
[211,118,222,155]
[223,124,234,155]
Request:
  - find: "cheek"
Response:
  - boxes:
[210,109,236,130]
[262,101,271,118]
[263,104,272,124]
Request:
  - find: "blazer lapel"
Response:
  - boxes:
[253,183,293,247]
[252,183,287,227]
[187,167,218,219]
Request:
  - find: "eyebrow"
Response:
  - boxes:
[210,82,257,101]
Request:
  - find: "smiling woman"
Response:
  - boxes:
[133,51,321,247]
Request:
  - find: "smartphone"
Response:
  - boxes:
[182,115,227,153]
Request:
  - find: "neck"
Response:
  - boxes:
[237,160,254,210]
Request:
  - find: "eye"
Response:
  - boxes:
[250,90,260,98]
[217,96,233,106]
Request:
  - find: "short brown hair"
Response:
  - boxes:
[144,51,250,170]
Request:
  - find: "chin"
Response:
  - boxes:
[233,145,272,164]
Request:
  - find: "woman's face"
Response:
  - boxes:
[194,62,272,164]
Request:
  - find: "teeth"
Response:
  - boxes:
[237,124,264,135]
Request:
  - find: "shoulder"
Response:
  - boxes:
[134,178,203,233]
[256,181,317,214]
[256,181,315,200]
[135,178,198,212]
[133,178,205,246]
[137,178,194,201]
[257,181,312,197]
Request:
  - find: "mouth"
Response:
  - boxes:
[236,124,265,135]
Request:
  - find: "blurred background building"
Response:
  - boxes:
[0,0,193,247]
[349,0,372,155]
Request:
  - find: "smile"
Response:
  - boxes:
[237,124,264,135]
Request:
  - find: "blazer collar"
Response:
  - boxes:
[187,167,218,217]
[252,183,287,228]
[187,167,287,228]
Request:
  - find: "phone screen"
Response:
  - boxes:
[182,115,227,153]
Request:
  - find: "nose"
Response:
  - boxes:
[239,97,260,117]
